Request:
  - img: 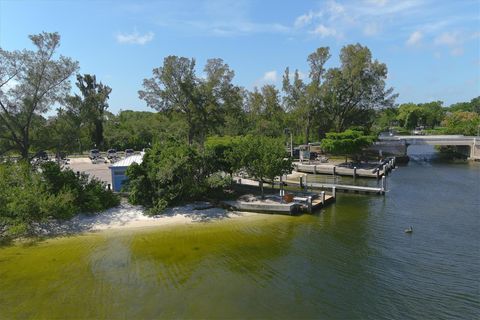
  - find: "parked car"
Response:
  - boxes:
[89,149,100,159]
[413,127,425,135]
[36,150,49,161]
[125,149,134,157]
[31,150,49,165]
[107,149,117,159]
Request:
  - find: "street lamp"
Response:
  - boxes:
[284,128,293,157]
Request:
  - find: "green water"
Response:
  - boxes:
[1,150,479,319]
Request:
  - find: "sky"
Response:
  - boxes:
[0,0,479,114]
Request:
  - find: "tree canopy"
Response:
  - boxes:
[0,32,78,158]
[321,130,376,163]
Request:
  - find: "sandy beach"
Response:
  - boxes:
[33,201,258,237]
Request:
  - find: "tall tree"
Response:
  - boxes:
[323,44,397,132]
[283,47,331,143]
[139,56,240,146]
[74,74,112,149]
[0,32,79,159]
[247,85,285,136]
[139,56,199,145]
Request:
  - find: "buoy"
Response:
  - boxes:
[405,226,413,233]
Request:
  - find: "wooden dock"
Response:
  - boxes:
[293,157,396,179]
[223,192,335,215]
[284,180,385,195]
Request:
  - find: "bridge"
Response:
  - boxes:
[378,135,480,160]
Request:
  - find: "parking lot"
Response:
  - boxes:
[66,158,112,186]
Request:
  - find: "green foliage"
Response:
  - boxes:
[321,130,375,162]
[237,135,293,198]
[126,139,214,214]
[397,101,445,130]
[322,44,397,133]
[0,161,119,237]
[104,110,187,150]
[441,111,480,135]
[247,86,286,137]
[127,135,292,209]
[447,96,480,114]
[205,135,242,175]
[372,108,399,133]
[139,56,242,146]
[0,32,79,159]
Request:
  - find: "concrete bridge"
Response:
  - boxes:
[378,135,480,160]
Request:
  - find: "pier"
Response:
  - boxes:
[284,180,385,195]
[224,192,335,215]
[293,157,396,179]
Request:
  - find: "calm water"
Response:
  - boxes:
[1,147,479,319]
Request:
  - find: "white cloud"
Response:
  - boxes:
[365,0,388,6]
[363,22,379,36]
[311,24,338,38]
[262,70,278,83]
[116,31,154,45]
[406,30,423,46]
[327,0,345,15]
[294,11,321,28]
[434,31,459,46]
[450,47,464,56]
[434,31,466,56]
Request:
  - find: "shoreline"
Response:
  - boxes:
[30,201,259,238]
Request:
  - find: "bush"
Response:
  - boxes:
[126,139,213,213]
[0,161,119,237]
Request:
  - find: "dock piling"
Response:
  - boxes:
[381,176,386,193]
[332,186,336,198]
[321,191,325,204]
[353,167,357,178]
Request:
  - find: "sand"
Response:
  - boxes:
[33,201,257,237]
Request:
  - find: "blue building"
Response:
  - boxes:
[109,154,143,192]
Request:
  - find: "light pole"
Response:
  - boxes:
[284,128,293,157]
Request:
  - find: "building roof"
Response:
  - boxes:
[110,153,143,168]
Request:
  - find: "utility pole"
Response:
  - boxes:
[285,128,293,157]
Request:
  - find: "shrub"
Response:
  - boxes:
[0,161,119,238]
[127,139,212,213]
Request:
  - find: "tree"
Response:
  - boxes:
[237,135,292,198]
[103,110,186,150]
[322,44,397,132]
[396,101,444,130]
[397,103,423,129]
[73,74,112,149]
[420,101,444,128]
[321,130,375,163]
[441,111,480,136]
[283,47,331,143]
[247,85,285,137]
[448,96,480,114]
[0,32,79,159]
[373,107,398,133]
[139,56,198,144]
[205,135,243,178]
[139,56,239,146]
[126,139,217,213]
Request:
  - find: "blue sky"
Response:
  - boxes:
[1,0,479,114]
